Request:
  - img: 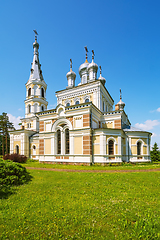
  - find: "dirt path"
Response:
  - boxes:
[26,167,160,173]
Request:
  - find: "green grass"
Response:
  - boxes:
[23,160,160,171]
[1,170,160,239]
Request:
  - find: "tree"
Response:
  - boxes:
[150,142,160,162]
[0,113,15,156]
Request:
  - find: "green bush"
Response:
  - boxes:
[3,153,27,163]
[0,159,31,193]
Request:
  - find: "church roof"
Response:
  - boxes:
[123,125,150,133]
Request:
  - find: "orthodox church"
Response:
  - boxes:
[10,33,151,164]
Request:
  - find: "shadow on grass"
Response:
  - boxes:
[0,171,33,199]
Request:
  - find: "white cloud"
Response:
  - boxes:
[152,132,157,137]
[8,113,22,129]
[135,120,160,131]
[157,107,160,112]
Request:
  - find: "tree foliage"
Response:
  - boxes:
[150,142,160,162]
[0,112,15,156]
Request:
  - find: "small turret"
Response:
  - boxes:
[115,89,125,111]
[66,59,76,88]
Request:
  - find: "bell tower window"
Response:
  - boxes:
[41,88,44,98]
[28,88,31,97]
[28,104,31,113]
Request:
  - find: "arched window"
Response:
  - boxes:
[57,130,61,154]
[66,103,70,107]
[41,106,44,111]
[33,145,36,155]
[108,140,114,159]
[28,104,31,113]
[65,129,69,154]
[16,145,19,154]
[85,98,89,103]
[75,101,79,105]
[41,88,44,98]
[28,88,31,97]
[137,141,142,159]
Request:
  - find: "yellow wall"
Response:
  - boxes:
[14,141,21,154]
[143,146,147,154]
[102,122,113,129]
[45,139,51,154]
[93,145,100,154]
[142,138,147,145]
[74,136,82,154]
[93,135,100,144]
[131,146,137,154]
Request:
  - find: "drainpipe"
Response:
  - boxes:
[90,106,94,165]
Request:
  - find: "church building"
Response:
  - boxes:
[10,34,152,164]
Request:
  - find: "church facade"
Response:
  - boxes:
[10,35,152,164]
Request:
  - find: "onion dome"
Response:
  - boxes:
[79,46,89,84]
[116,89,125,110]
[66,59,76,88]
[98,66,106,85]
[87,50,98,82]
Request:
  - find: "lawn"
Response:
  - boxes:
[23,160,160,171]
[0,169,160,239]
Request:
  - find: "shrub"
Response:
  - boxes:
[3,153,27,163]
[0,159,32,196]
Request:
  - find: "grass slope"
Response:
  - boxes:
[1,170,160,239]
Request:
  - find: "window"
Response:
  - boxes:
[75,101,79,105]
[66,103,70,107]
[41,106,44,111]
[57,130,61,154]
[106,105,108,112]
[108,140,114,159]
[65,129,70,154]
[28,104,31,113]
[33,145,36,155]
[103,101,105,111]
[85,99,89,103]
[16,145,19,154]
[28,88,31,97]
[41,88,44,98]
[137,141,142,159]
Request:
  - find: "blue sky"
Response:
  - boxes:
[0,0,160,148]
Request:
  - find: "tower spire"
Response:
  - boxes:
[84,46,88,62]
[120,88,122,100]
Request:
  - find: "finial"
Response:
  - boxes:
[70,58,72,70]
[92,50,95,61]
[120,88,122,100]
[33,30,38,41]
[99,66,102,75]
[84,46,88,61]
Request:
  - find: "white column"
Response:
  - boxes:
[126,137,128,161]
[21,133,25,155]
[10,134,14,154]
[129,137,131,155]
[118,136,121,155]
[61,130,65,155]
[70,134,74,155]
[51,134,55,155]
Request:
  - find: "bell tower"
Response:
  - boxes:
[24,30,48,118]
